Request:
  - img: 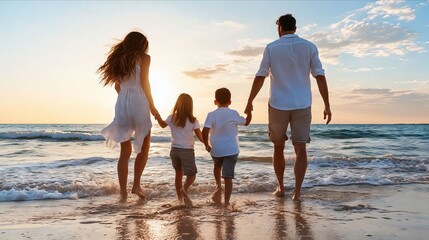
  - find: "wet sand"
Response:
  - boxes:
[1,184,428,240]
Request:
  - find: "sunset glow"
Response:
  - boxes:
[0,1,428,124]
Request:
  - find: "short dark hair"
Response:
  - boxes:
[276,14,296,31]
[215,88,231,105]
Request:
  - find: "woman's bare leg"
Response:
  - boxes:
[131,132,151,199]
[118,140,132,200]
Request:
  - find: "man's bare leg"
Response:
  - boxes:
[292,143,307,202]
[273,144,286,197]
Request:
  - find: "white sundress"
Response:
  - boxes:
[101,65,152,153]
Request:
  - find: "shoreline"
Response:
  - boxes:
[1,184,428,240]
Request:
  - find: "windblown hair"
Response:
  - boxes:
[98,31,149,86]
[171,93,196,128]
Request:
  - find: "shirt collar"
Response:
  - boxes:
[281,34,299,38]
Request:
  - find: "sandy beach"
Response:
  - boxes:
[1,183,428,240]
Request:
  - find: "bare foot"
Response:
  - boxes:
[211,188,222,204]
[181,189,192,207]
[131,188,145,200]
[119,194,128,203]
[292,192,303,202]
[272,186,285,197]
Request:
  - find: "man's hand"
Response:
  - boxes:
[245,111,252,126]
[324,107,332,124]
[244,102,253,115]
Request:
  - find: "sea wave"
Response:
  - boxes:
[0,131,104,141]
[0,131,171,142]
[0,184,118,202]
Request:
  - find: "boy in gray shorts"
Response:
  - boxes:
[202,88,250,206]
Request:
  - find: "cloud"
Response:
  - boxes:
[182,64,228,79]
[212,20,246,30]
[227,46,265,57]
[305,0,424,65]
[395,80,429,86]
[350,88,393,95]
[339,67,384,72]
[364,0,416,21]
[333,88,429,123]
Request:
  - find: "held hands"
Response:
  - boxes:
[245,111,252,126]
[324,107,332,124]
[244,102,253,126]
[205,144,212,153]
[151,107,160,118]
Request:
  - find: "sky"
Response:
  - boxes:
[0,0,428,124]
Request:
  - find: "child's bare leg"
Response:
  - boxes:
[211,164,222,203]
[224,177,233,206]
[131,133,150,199]
[118,140,132,200]
[182,174,196,206]
[175,169,184,202]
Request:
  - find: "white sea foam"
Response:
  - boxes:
[1,124,428,202]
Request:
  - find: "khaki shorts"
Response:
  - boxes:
[170,147,197,176]
[268,105,311,145]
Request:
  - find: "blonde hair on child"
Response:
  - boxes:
[172,93,196,128]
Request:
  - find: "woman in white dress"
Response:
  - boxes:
[98,31,160,201]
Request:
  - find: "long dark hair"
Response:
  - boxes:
[98,31,149,86]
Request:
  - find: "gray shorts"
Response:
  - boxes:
[268,105,312,145]
[170,147,197,176]
[212,154,238,179]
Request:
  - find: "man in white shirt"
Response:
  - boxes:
[245,14,332,201]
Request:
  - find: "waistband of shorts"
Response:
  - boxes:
[171,147,194,152]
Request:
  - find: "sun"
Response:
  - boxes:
[149,68,179,115]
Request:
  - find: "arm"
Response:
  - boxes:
[202,127,211,152]
[194,128,203,143]
[140,55,160,118]
[244,76,266,121]
[114,82,121,94]
[155,115,168,128]
[315,75,332,124]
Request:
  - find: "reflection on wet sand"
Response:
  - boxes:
[111,195,316,240]
[214,210,236,240]
[293,202,314,240]
[271,198,314,240]
[272,198,288,239]
[174,209,202,239]
[117,217,153,240]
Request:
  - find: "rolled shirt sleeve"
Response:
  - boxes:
[310,45,325,78]
[255,47,270,77]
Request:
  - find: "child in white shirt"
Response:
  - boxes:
[155,93,203,206]
[202,88,250,206]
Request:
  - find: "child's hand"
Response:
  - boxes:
[205,145,211,152]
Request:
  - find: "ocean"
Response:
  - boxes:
[0,124,428,202]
